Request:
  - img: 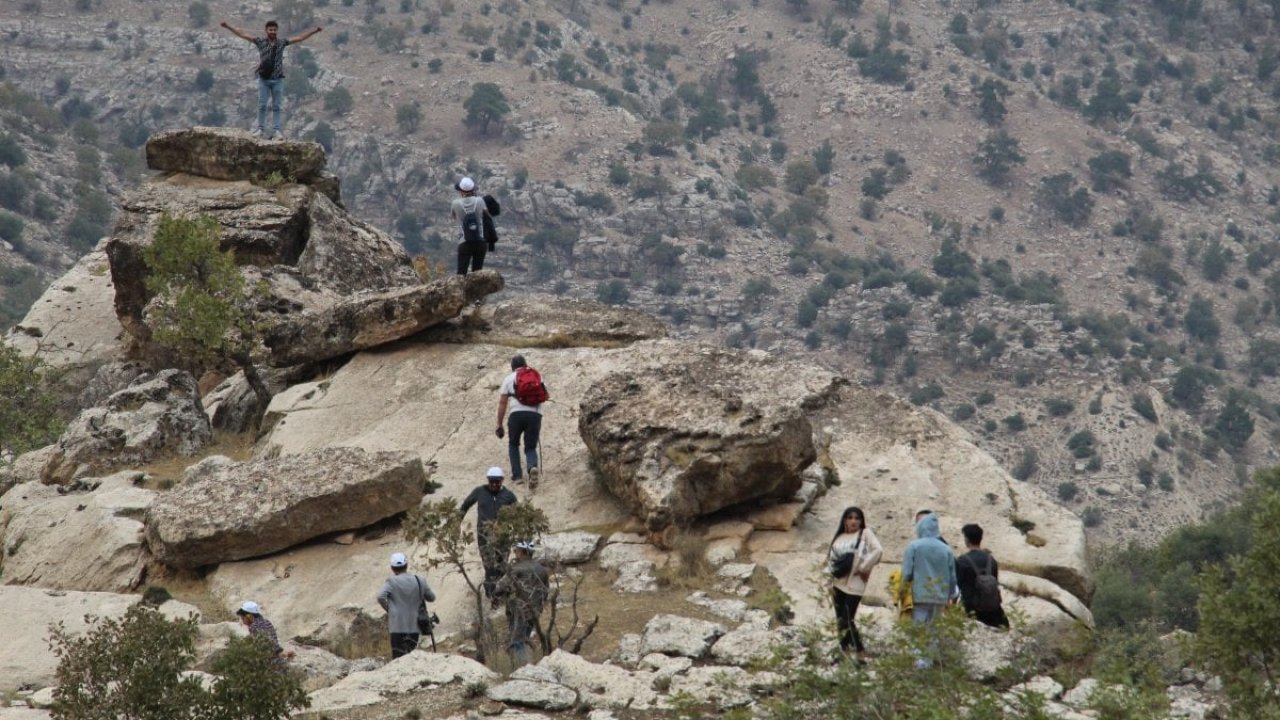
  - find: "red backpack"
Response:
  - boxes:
[513,367,549,406]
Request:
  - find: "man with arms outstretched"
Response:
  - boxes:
[220,19,322,139]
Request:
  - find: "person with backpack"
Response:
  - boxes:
[376,552,438,659]
[220,19,322,140]
[956,523,1009,629]
[826,506,883,663]
[495,354,548,488]
[451,176,493,275]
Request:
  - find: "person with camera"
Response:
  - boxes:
[827,506,882,664]
[376,551,436,659]
[219,19,322,140]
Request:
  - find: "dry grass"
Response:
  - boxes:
[134,430,257,490]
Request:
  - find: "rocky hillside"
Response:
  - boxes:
[5,0,1280,545]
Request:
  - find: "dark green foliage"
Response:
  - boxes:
[939,277,980,307]
[976,78,1009,125]
[0,342,64,458]
[1044,398,1075,417]
[1057,481,1078,501]
[860,167,889,199]
[952,403,975,421]
[66,189,114,252]
[812,139,834,174]
[972,130,1024,185]
[1183,295,1219,344]
[194,68,215,92]
[1084,65,1132,122]
[1156,160,1223,202]
[796,299,818,328]
[324,86,354,115]
[909,381,945,406]
[1002,413,1026,432]
[1247,338,1280,377]
[595,279,630,306]
[1170,364,1220,409]
[903,271,937,297]
[523,225,579,257]
[0,211,22,242]
[1213,392,1254,450]
[1067,429,1097,458]
[0,171,28,212]
[463,83,510,134]
[1199,238,1232,282]
[188,1,211,27]
[857,22,911,85]
[1132,392,1158,422]
[396,103,422,134]
[1010,447,1038,480]
[1036,173,1093,226]
[1087,150,1131,192]
[0,133,28,169]
[931,237,976,280]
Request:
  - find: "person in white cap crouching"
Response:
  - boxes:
[376,552,437,659]
[235,600,288,665]
[494,540,549,667]
[459,466,519,604]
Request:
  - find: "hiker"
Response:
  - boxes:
[219,19,322,139]
[495,355,548,487]
[827,506,883,663]
[956,523,1010,629]
[459,466,519,603]
[451,176,494,274]
[494,540,550,667]
[376,551,437,659]
[235,600,289,665]
[901,511,958,669]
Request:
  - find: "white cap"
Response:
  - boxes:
[237,600,261,615]
[389,552,408,568]
[457,177,475,192]
[486,466,505,479]
[514,540,536,551]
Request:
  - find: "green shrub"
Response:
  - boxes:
[1044,398,1075,417]
[1012,447,1038,480]
[1131,392,1158,422]
[1068,429,1097,458]
[909,382,944,406]
[952,403,975,421]
[1082,505,1103,527]
[1057,481,1078,501]
[1002,413,1026,432]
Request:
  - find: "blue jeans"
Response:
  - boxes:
[507,411,541,480]
[257,77,284,133]
[911,602,944,668]
[508,612,534,666]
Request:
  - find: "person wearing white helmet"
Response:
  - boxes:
[376,551,437,658]
[450,176,493,275]
[235,600,286,664]
[494,540,549,666]
[459,466,519,604]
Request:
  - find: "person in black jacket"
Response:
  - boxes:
[459,466,519,604]
[956,523,1009,629]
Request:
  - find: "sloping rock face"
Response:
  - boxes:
[4,239,124,386]
[578,348,843,529]
[262,271,504,367]
[146,126,329,185]
[423,294,669,345]
[106,127,421,358]
[0,586,138,692]
[0,472,153,592]
[145,448,428,569]
[40,369,210,485]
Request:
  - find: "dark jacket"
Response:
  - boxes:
[459,485,518,527]
[496,557,549,621]
[956,549,998,613]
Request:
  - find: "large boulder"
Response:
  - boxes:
[3,239,125,387]
[578,348,843,530]
[262,271,504,367]
[40,369,211,485]
[145,126,329,185]
[0,472,153,592]
[145,448,429,568]
[306,652,496,713]
[0,586,138,692]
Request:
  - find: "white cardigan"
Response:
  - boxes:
[829,527,884,596]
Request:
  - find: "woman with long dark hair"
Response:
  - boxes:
[828,506,883,662]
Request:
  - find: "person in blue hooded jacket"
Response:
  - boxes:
[901,511,957,668]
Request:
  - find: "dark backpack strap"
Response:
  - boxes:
[415,576,426,604]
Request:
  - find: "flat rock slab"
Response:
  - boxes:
[537,531,602,565]
[578,348,843,529]
[263,271,504,367]
[0,586,138,692]
[640,614,726,659]
[0,472,153,592]
[306,652,496,713]
[145,448,428,568]
[425,295,668,345]
[487,678,578,711]
[146,126,328,184]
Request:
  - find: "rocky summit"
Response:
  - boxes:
[0,129,1131,716]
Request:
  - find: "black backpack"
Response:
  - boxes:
[460,200,483,244]
[972,552,1003,613]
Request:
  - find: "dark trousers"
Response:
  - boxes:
[507,411,542,480]
[457,241,487,274]
[973,608,1010,629]
[390,632,420,659]
[833,588,865,653]
[477,528,508,599]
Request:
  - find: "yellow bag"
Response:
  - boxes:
[887,568,914,620]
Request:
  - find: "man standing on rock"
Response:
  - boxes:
[494,540,549,667]
[901,511,957,669]
[956,523,1010,629]
[219,19,322,140]
[495,354,548,488]
[376,552,437,659]
[459,467,519,604]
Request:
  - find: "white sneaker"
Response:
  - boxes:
[251,127,264,137]
[270,131,285,141]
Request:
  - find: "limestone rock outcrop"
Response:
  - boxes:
[40,369,210,485]
[107,127,426,362]
[145,448,428,569]
[0,472,153,592]
[0,586,138,692]
[578,348,843,529]
[262,270,504,367]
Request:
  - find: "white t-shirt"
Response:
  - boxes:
[501,371,543,414]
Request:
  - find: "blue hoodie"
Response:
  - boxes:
[901,513,957,605]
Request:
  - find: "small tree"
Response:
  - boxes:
[0,342,64,461]
[142,213,271,414]
[973,130,1025,185]
[395,103,422,134]
[977,78,1010,125]
[323,86,354,115]
[1213,393,1254,451]
[463,82,510,135]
